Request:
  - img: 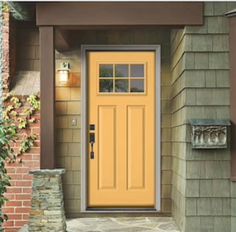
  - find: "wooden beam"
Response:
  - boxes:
[40,26,55,169]
[36,2,203,26]
[55,29,71,52]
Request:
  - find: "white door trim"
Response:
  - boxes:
[81,45,161,212]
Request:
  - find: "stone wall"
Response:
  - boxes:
[171,2,236,232]
[55,29,172,216]
[29,169,66,232]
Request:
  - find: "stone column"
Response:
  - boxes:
[28,169,66,232]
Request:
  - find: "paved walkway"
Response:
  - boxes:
[66,217,180,232]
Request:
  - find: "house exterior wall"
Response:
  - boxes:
[15,23,39,71]
[55,29,172,216]
[1,9,40,232]
[2,2,236,231]
[171,2,236,232]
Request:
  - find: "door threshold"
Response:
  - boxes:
[84,208,158,213]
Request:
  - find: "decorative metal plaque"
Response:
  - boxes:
[190,119,230,149]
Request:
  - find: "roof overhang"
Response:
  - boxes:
[36,2,204,27]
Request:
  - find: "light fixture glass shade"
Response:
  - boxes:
[59,70,69,83]
[58,62,70,83]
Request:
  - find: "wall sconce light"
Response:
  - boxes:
[58,62,70,83]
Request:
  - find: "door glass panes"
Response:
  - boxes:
[130,80,144,92]
[130,64,144,78]
[99,64,113,77]
[115,80,129,92]
[99,64,145,93]
[99,79,113,92]
[115,64,129,77]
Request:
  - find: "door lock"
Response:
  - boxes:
[89,132,95,159]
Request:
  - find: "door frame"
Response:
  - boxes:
[81,45,161,212]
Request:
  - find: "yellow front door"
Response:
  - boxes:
[88,51,156,208]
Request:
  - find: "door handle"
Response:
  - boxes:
[89,132,95,159]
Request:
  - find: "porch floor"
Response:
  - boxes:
[66,217,180,232]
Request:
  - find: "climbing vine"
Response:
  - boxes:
[0,94,40,226]
[0,122,17,228]
[2,94,40,163]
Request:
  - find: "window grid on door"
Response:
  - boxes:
[99,63,146,94]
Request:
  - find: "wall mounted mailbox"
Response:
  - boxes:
[190,119,230,149]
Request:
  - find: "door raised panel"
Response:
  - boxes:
[98,106,117,189]
[127,105,145,190]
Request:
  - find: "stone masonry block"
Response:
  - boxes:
[29,169,66,232]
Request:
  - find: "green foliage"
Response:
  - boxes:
[2,2,10,13]
[27,95,40,111]
[2,94,40,157]
[0,122,17,227]
[17,118,27,129]
[19,134,37,154]
[1,94,40,224]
